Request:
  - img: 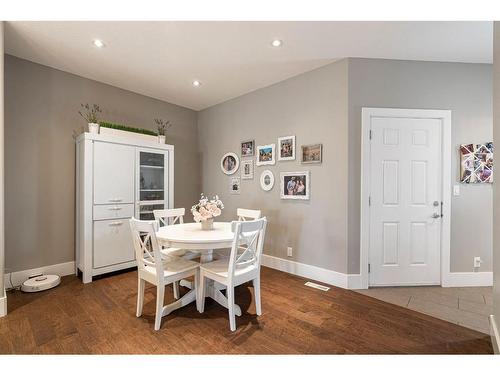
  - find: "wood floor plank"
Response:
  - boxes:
[0,266,493,354]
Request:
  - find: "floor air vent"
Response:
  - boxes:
[304,281,330,291]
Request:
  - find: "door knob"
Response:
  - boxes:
[431,213,440,219]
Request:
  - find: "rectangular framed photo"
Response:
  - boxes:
[241,159,254,179]
[241,140,255,157]
[280,171,310,200]
[256,143,276,166]
[230,177,241,194]
[301,144,322,164]
[278,135,296,161]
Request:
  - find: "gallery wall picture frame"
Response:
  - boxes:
[241,159,254,179]
[256,143,276,166]
[278,135,296,161]
[230,177,241,194]
[280,171,310,200]
[260,170,275,191]
[220,152,240,175]
[241,140,255,157]
[301,144,322,164]
[460,142,493,183]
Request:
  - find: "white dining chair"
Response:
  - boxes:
[213,208,262,261]
[130,218,200,331]
[237,208,262,221]
[198,217,267,331]
[154,208,200,299]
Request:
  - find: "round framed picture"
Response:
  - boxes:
[260,169,275,191]
[220,152,239,175]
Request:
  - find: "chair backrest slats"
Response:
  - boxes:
[129,218,163,275]
[228,218,267,280]
[237,208,262,221]
[154,208,185,227]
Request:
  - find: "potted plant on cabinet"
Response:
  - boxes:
[154,118,172,144]
[78,104,102,134]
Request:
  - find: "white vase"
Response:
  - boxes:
[158,135,166,144]
[201,218,214,231]
[88,123,100,134]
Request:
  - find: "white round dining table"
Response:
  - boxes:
[156,221,244,316]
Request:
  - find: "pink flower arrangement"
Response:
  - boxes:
[191,194,224,222]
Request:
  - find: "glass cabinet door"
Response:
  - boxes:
[137,149,168,220]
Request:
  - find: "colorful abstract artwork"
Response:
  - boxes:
[460,143,493,183]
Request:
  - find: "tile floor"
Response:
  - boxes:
[355,286,493,334]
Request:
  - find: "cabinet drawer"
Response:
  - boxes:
[93,204,135,221]
[93,219,135,269]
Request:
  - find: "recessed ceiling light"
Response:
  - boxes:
[93,39,105,48]
[271,39,283,47]
[192,80,201,87]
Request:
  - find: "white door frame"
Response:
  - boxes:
[360,108,452,289]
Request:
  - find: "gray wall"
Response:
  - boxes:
[4,55,200,273]
[348,58,493,274]
[493,22,500,344]
[198,60,350,273]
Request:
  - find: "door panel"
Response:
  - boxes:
[93,219,134,268]
[369,116,441,286]
[94,142,135,204]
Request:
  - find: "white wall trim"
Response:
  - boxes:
[4,261,75,289]
[490,315,500,354]
[443,271,493,287]
[0,291,6,317]
[360,108,452,289]
[262,254,363,289]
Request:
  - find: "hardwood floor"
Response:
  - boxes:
[0,267,493,354]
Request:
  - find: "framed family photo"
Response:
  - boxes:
[241,140,255,157]
[260,170,275,191]
[301,144,322,164]
[220,152,239,175]
[241,159,254,179]
[280,171,310,200]
[278,135,295,161]
[230,177,241,194]
[256,143,276,166]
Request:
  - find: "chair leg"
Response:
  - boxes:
[194,269,200,312]
[154,284,165,331]
[173,281,180,300]
[227,286,236,331]
[198,272,206,313]
[253,276,262,316]
[136,277,145,317]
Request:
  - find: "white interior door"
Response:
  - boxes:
[369,115,442,286]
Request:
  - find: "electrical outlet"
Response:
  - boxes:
[474,257,482,268]
[453,185,460,196]
[287,247,293,257]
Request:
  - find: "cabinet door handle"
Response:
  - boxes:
[108,207,122,211]
[108,221,124,226]
[108,198,123,202]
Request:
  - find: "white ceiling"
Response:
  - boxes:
[5,21,493,111]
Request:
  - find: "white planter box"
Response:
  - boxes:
[99,126,157,143]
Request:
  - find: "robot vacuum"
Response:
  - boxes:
[21,274,61,293]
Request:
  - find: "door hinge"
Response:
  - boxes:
[368,264,371,273]
[368,196,371,206]
[369,130,373,140]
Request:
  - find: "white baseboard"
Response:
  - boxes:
[4,261,75,289]
[261,254,362,289]
[443,271,493,287]
[0,291,6,317]
[490,315,499,354]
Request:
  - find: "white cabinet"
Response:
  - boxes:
[76,132,174,283]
